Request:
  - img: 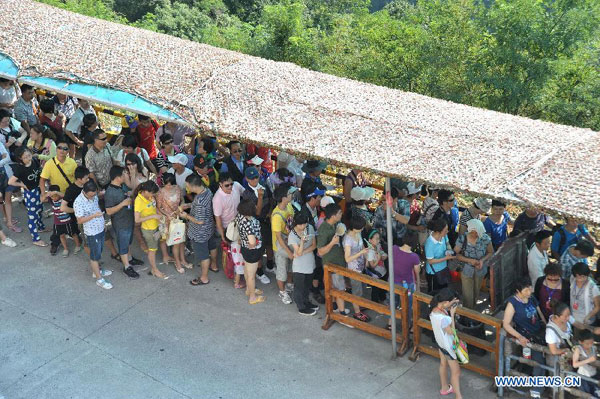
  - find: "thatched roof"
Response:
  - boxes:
[1,0,599,223]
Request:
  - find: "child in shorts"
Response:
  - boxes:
[48,185,81,257]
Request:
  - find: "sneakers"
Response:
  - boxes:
[62,249,69,258]
[307,302,319,311]
[278,290,293,304]
[333,309,354,328]
[50,245,58,255]
[96,278,113,290]
[93,269,113,278]
[73,245,82,255]
[257,273,271,285]
[265,260,275,273]
[265,265,275,274]
[129,257,144,266]
[285,283,294,292]
[1,237,17,247]
[299,308,317,316]
[123,266,140,279]
[334,308,351,316]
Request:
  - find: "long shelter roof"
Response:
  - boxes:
[1,0,598,222]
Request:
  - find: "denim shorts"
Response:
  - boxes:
[86,231,105,261]
[192,236,218,263]
[114,227,133,255]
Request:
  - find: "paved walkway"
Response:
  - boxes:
[0,203,494,399]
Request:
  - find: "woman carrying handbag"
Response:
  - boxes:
[424,218,456,294]
[157,172,191,274]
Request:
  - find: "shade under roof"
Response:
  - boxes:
[1,0,598,223]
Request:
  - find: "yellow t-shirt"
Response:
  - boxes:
[271,203,295,252]
[134,193,158,230]
[39,156,77,193]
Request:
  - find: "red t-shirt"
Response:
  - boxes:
[136,121,158,159]
[39,113,64,135]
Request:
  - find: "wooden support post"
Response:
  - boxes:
[322,266,334,330]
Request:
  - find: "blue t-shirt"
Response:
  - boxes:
[551,224,588,257]
[508,295,542,336]
[483,211,511,249]
[424,235,449,274]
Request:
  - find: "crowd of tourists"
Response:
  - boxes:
[2,79,600,397]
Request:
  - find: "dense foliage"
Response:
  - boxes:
[38,0,600,130]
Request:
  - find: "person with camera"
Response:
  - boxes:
[430,288,463,399]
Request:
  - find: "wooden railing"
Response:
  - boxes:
[409,290,503,378]
[322,263,410,356]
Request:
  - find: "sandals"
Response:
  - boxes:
[33,240,48,247]
[353,312,371,323]
[246,289,263,296]
[8,225,22,233]
[182,262,193,269]
[190,278,209,286]
[209,267,219,273]
[150,271,168,280]
[175,266,185,274]
[440,384,454,395]
[249,295,266,305]
[234,282,246,289]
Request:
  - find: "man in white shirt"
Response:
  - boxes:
[167,154,193,195]
[528,230,552,284]
[74,180,113,290]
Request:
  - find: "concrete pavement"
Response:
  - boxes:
[0,203,495,399]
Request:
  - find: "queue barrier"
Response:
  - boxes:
[559,353,600,399]
[409,290,503,378]
[499,331,561,398]
[321,263,410,356]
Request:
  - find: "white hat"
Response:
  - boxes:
[406,182,422,195]
[466,219,486,237]
[276,151,292,168]
[351,186,375,201]
[474,197,492,214]
[320,195,335,208]
[247,155,264,166]
[168,153,188,166]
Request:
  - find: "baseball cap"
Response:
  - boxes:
[245,166,260,180]
[320,196,335,208]
[168,153,188,166]
[288,186,298,195]
[307,187,326,198]
[247,155,264,166]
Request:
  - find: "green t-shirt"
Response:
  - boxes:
[317,221,346,267]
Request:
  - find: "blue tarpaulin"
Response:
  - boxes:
[0,53,186,123]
